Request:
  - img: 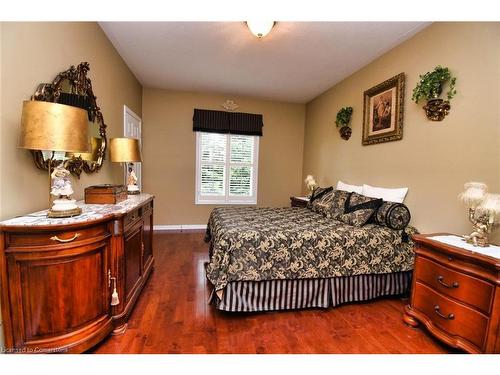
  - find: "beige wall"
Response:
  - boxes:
[0,22,142,349]
[0,22,142,221]
[303,22,500,243]
[143,88,306,225]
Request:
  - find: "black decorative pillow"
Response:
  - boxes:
[337,193,383,227]
[310,189,336,216]
[307,186,333,206]
[374,201,411,230]
[328,190,352,219]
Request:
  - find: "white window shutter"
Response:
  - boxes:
[200,165,225,196]
[229,166,252,196]
[200,132,226,163]
[230,135,254,164]
[229,135,254,197]
[196,132,258,204]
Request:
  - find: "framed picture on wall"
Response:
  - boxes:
[362,72,405,145]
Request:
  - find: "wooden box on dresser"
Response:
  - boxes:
[0,194,154,353]
[403,234,500,353]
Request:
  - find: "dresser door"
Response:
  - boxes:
[6,240,113,352]
[124,221,143,302]
[142,208,153,271]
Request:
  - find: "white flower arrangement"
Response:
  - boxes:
[304,175,317,192]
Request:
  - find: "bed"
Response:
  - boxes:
[205,205,417,312]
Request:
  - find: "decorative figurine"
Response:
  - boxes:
[127,163,140,194]
[51,164,74,196]
[463,219,490,247]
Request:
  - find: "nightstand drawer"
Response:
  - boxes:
[415,256,494,314]
[413,281,488,350]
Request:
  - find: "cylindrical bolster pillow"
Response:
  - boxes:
[374,201,411,230]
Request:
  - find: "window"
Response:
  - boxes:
[195,132,259,204]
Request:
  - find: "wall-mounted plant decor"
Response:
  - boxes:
[335,106,353,140]
[412,65,457,121]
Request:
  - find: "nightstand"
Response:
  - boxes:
[290,196,309,208]
[403,233,500,353]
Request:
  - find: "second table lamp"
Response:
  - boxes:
[109,137,142,195]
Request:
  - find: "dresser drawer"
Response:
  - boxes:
[124,209,141,229]
[415,256,494,314]
[6,223,109,250]
[413,281,488,350]
[141,200,153,216]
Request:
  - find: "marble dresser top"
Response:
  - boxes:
[0,193,153,228]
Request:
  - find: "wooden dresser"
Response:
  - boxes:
[404,234,500,353]
[0,194,154,353]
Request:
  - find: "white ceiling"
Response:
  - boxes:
[100,22,430,103]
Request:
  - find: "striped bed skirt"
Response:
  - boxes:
[210,271,412,312]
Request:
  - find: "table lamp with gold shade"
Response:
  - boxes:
[109,137,142,195]
[18,100,89,218]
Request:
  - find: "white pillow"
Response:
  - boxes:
[337,180,363,194]
[362,184,408,203]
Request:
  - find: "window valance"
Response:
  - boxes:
[193,108,263,136]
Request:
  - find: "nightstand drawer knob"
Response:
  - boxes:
[437,275,459,289]
[434,305,455,320]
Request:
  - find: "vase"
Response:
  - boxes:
[339,126,352,140]
[423,98,451,121]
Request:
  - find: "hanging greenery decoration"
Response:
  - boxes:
[412,65,457,103]
[412,66,457,121]
[335,106,353,140]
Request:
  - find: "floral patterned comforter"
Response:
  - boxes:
[205,207,417,291]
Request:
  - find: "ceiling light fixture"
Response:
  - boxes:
[245,21,275,39]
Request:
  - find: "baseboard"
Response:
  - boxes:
[154,224,207,231]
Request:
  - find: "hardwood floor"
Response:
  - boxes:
[91,231,454,354]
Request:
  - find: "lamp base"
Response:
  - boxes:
[48,198,82,218]
[463,207,493,247]
[47,207,82,218]
[463,234,490,247]
[127,184,140,195]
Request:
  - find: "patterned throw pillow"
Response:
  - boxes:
[337,192,383,227]
[307,186,333,208]
[328,190,352,219]
[310,189,336,216]
[374,201,411,230]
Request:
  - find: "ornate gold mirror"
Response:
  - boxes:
[30,62,107,178]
